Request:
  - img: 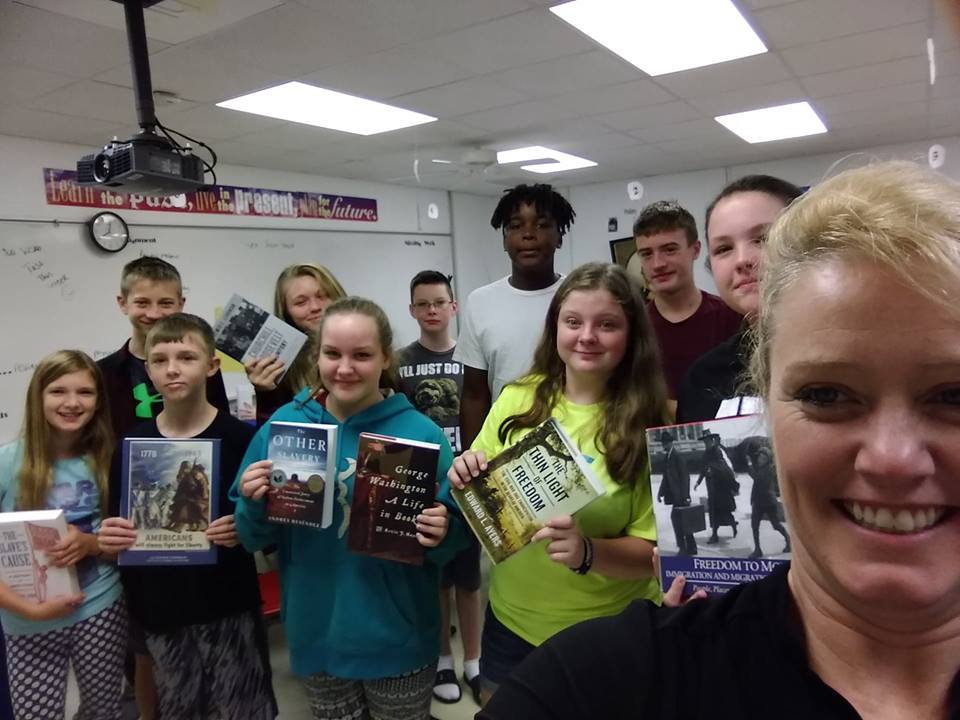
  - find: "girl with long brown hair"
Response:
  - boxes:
[0,350,126,718]
[448,261,670,703]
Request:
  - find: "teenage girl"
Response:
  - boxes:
[233,296,468,720]
[0,350,126,718]
[449,262,670,703]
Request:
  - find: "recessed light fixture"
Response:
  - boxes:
[549,0,767,76]
[715,101,828,143]
[216,81,436,136]
[496,146,597,174]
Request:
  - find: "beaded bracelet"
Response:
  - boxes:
[572,536,594,575]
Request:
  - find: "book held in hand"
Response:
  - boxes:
[120,438,220,566]
[347,433,440,565]
[452,418,605,565]
[266,421,338,529]
[0,509,80,602]
[647,414,790,598]
[213,293,307,378]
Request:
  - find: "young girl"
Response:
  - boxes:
[0,350,126,718]
[245,263,347,424]
[449,262,669,703]
[232,296,467,720]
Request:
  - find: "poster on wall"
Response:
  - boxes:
[43,168,379,222]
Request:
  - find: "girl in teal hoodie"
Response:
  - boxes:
[232,296,467,720]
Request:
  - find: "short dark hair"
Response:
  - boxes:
[145,313,215,357]
[704,175,804,240]
[120,256,182,297]
[490,183,576,236]
[409,270,453,302]
[633,200,698,245]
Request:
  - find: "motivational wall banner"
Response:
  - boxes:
[43,168,379,222]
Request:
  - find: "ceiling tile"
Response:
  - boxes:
[814,81,929,116]
[781,22,928,76]
[486,50,641,98]
[492,117,613,149]
[29,81,196,126]
[753,0,927,48]
[150,104,286,142]
[685,79,807,116]
[653,54,794,98]
[0,106,123,148]
[0,66,76,102]
[630,118,738,144]
[547,79,677,115]
[454,100,581,133]
[593,101,703,132]
[393,77,527,118]
[800,56,927,97]
[820,100,929,130]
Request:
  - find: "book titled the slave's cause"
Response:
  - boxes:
[647,414,791,598]
[120,438,220,566]
[213,293,307,381]
[452,418,605,564]
[347,433,440,565]
[266,421,338,529]
[0,509,81,602]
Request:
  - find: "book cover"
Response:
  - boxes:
[452,418,606,565]
[0,509,80,602]
[647,414,791,597]
[119,438,220,566]
[213,293,307,380]
[266,421,338,529]
[347,433,440,565]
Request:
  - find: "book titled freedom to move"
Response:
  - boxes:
[348,433,440,565]
[213,293,307,380]
[267,421,338,529]
[0,509,80,602]
[452,418,605,564]
[120,438,220,566]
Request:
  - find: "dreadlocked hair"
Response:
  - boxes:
[490,183,576,236]
[497,262,669,485]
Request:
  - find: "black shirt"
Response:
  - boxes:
[479,564,960,720]
[109,411,261,634]
[675,328,751,424]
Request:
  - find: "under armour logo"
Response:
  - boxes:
[132,382,163,418]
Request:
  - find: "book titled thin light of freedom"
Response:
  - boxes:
[0,509,81,602]
[213,293,307,380]
[266,421,338,529]
[120,438,220,566]
[452,418,605,565]
[347,433,440,565]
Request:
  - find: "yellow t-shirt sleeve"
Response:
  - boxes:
[624,468,658,541]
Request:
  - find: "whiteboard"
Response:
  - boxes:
[0,220,453,442]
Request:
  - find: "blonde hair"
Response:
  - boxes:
[18,350,113,516]
[316,296,399,393]
[273,264,347,393]
[500,262,669,485]
[751,161,960,397]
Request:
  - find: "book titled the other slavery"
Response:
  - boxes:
[347,433,440,565]
[647,414,790,597]
[452,418,605,564]
[120,438,220,566]
[0,509,80,602]
[266,421,338,529]
[213,294,307,380]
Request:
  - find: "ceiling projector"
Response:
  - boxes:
[77,133,206,196]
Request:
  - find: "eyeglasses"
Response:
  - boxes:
[413,300,451,311]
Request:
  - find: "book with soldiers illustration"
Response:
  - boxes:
[266,421,338,529]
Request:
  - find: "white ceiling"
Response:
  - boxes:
[1,0,958,195]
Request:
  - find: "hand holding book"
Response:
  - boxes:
[415,502,449,548]
[206,515,239,548]
[238,460,273,502]
[244,355,286,391]
[530,515,585,570]
[97,517,137,556]
[447,450,488,489]
[48,525,99,567]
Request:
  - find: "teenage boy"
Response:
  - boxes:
[634,201,742,405]
[98,313,275,720]
[99,256,230,441]
[396,270,481,705]
[455,184,575,450]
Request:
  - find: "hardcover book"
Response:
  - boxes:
[0,509,80,602]
[119,438,220,566]
[213,293,307,380]
[647,414,790,597]
[266,421,338,529]
[347,433,440,565]
[452,418,605,565]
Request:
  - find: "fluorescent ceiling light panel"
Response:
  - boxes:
[216,81,436,135]
[715,101,828,143]
[497,146,597,174]
[549,0,767,76]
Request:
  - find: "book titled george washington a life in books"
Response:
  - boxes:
[0,509,81,602]
[213,294,307,380]
[120,438,220,566]
[266,421,338,529]
[452,418,605,565]
[347,433,440,565]
[647,414,791,598]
